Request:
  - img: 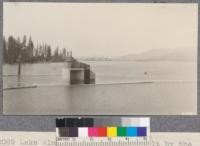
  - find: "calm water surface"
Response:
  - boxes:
[3,61,197,115]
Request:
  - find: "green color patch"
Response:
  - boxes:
[117,127,127,136]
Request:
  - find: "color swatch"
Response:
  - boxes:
[56,117,149,138]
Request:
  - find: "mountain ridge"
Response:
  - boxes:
[113,48,196,62]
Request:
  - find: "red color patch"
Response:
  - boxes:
[98,127,107,137]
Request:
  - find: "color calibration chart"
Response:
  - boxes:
[56,117,150,146]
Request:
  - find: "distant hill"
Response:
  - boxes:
[114,48,197,62]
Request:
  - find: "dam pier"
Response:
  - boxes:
[62,51,95,84]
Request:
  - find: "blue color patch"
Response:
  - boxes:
[137,127,147,137]
[126,127,137,136]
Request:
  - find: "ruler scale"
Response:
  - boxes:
[56,140,151,146]
[56,117,150,146]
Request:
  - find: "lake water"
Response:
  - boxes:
[3,61,197,115]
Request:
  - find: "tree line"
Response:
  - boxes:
[3,35,67,64]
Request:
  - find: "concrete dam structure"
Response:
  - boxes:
[62,51,95,84]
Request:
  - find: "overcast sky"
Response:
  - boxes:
[3,3,198,57]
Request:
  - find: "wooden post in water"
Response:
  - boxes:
[18,61,21,76]
[16,54,22,87]
[17,54,22,76]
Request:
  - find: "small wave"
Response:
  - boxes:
[3,74,61,77]
[4,84,37,90]
[16,80,196,87]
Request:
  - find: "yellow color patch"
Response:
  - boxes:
[107,127,117,137]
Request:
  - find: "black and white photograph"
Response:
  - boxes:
[3,2,197,115]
